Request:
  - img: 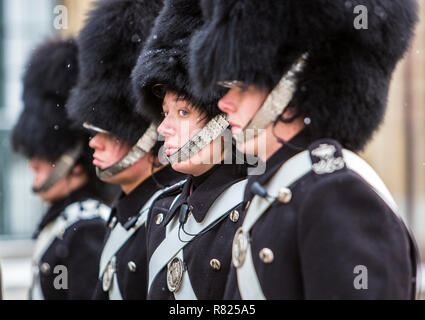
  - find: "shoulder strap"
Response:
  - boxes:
[236,147,411,300]
[30,199,109,300]
[33,200,109,265]
[98,180,187,300]
[99,181,187,278]
[148,179,248,295]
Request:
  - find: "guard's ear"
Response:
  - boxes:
[71,163,85,176]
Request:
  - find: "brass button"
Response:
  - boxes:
[259,248,274,264]
[229,210,239,223]
[128,261,137,272]
[40,262,51,275]
[277,188,292,204]
[155,213,164,225]
[210,258,221,271]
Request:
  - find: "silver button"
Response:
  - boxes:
[40,262,51,275]
[128,261,137,272]
[155,213,164,225]
[57,228,65,240]
[210,258,221,271]
[277,188,292,204]
[167,257,184,292]
[259,248,274,264]
[229,210,240,223]
[108,216,117,229]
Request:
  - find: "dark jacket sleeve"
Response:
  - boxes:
[63,217,107,299]
[297,170,413,299]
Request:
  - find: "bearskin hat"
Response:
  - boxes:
[12,38,83,162]
[132,0,223,123]
[66,0,163,145]
[190,0,418,151]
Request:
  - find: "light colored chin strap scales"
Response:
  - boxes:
[95,123,158,180]
[232,53,308,145]
[32,142,84,194]
[163,113,229,165]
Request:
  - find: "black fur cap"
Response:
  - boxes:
[190,0,418,151]
[12,38,83,162]
[66,0,163,145]
[132,0,224,123]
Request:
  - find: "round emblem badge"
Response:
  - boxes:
[232,227,249,268]
[167,257,184,292]
[102,256,116,292]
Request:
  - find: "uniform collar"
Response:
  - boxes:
[112,165,185,225]
[164,163,247,225]
[34,183,99,238]
[244,129,311,202]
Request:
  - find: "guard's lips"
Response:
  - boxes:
[165,146,179,156]
[92,154,104,167]
[228,121,242,134]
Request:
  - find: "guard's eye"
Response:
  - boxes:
[161,111,169,117]
[241,86,249,93]
[178,109,189,117]
[235,83,249,93]
[217,80,248,92]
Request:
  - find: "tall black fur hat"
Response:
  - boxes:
[67,0,163,145]
[132,0,223,123]
[12,38,82,162]
[190,0,418,151]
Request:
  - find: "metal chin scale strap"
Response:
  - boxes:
[84,122,159,180]
[220,53,309,146]
[32,142,84,194]
[162,113,230,165]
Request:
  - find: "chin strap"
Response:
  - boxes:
[232,53,308,145]
[32,142,84,194]
[162,113,229,165]
[95,123,159,180]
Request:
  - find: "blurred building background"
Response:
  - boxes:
[0,0,424,299]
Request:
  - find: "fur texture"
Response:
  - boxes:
[12,38,82,162]
[190,0,418,151]
[132,0,224,122]
[66,0,163,144]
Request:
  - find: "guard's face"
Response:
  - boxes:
[158,92,222,176]
[218,85,269,134]
[218,85,269,156]
[28,157,71,202]
[89,132,131,169]
[88,131,154,189]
